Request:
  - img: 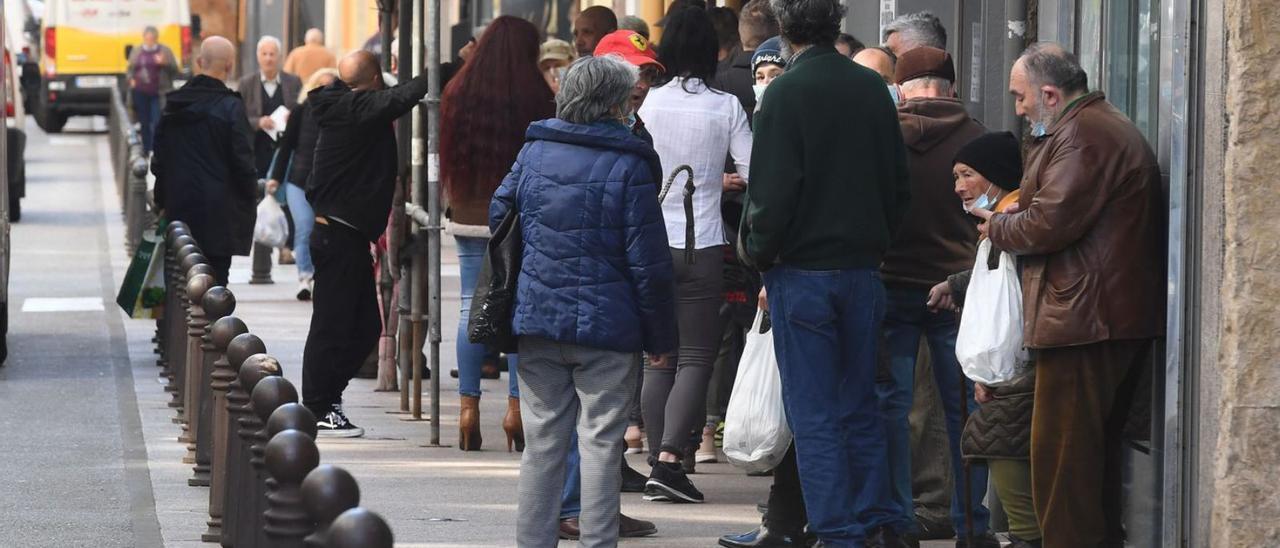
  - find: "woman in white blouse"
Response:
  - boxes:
[635,6,752,504]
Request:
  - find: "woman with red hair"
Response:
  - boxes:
[440,15,556,452]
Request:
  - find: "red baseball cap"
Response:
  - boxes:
[593,30,665,72]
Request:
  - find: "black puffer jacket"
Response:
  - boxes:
[961,370,1035,461]
[152,75,258,257]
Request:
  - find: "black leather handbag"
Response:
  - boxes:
[467,208,522,353]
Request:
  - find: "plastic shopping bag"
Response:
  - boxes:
[722,309,792,473]
[955,239,1031,386]
[116,224,166,319]
[253,194,290,248]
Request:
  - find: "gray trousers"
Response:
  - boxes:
[516,336,637,548]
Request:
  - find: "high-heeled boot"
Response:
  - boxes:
[459,395,482,451]
[503,396,525,452]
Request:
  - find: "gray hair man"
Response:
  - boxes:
[238,35,302,176]
[740,0,911,545]
[883,11,947,55]
[285,27,338,82]
[714,0,779,118]
[974,42,1165,548]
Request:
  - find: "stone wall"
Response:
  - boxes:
[1212,0,1280,545]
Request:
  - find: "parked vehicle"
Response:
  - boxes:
[4,6,25,223]
[1,0,13,364]
[34,0,190,132]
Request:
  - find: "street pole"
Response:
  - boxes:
[409,0,426,424]
[424,0,443,446]
[395,0,414,415]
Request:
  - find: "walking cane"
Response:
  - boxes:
[959,363,976,548]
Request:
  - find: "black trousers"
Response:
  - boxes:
[302,222,381,416]
[207,255,232,288]
[766,443,808,534]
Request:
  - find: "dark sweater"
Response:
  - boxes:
[740,46,911,271]
[306,75,429,241]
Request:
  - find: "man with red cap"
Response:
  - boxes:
[553,30,667,542]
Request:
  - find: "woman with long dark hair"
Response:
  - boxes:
[440,16,556,452]
[636,6,752,503]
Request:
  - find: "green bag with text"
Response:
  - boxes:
[116,225,167,319]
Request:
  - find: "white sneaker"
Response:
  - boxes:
[317,404,364,438]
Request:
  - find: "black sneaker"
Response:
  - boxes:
[644,461,704,503]
[621,459,648,493]
[317,404,365,438]
[955,531,1001,548]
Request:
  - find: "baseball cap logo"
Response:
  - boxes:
[629,34,649,52]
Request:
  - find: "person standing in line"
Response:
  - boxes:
[283,28,337,83]
[877,46,997,548]
[637,5,752,504]
[740,0,911,544]
[572,5,618,57]
[127,26,178,155]
[238,36,302,178]
[538,38,574,93]
[265,68,339,301]
[980,43,1164,548]
[882,11,947,57]
[301,51,429,437]
[151,37,257,287]
[835,32,865,58]
[714,0,778,121]
[854,46,898,84]
[495,54,677,548]
[439,16,556,452]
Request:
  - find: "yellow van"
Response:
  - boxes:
[36,0,190,132]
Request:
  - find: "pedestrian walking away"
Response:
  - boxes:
[151,36,258,287]
[301,51,430,437]
[126,26,178,154]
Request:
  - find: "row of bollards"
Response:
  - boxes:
[154,221,393,548]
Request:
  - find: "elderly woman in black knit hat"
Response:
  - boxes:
[927,131,1043,548]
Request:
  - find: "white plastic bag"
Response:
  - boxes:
[254,194,290,248]
[723,309,792,473]
[955,239,1031,386]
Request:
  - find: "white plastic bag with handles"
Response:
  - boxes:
[955,238,1031,386]
[253,194,290,248]
[723,309,792,474]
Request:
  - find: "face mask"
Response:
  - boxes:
[964,183,999,213]
[1030,120,1048,138]
[887,84,901,105]
[624,113,637,130]
[753,83,768,102]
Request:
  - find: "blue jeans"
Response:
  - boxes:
[284,182,315,279]
[455,235,518,398]
[132,90,161,154]
[877,286,989,536]
[560,430,583,519]
[763,267,902,546]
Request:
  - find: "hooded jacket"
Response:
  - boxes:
[306,74,429,241]
[880,97,986,288]
[152,75,258,257]
[489,119,678,356]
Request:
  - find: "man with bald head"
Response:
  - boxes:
[152,36,258,286]
[300,50,430,437]
[573,6,618,56]
[285,28,337,83]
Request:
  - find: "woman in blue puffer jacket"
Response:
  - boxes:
[490,54,678,547]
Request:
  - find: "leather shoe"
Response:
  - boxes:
[558,514,657,540]
[621,459,647,493]
[1007,535,1042,548]
[913,514,955,540]
[865,525,905,548]
[718,525,803,547]
[955,531,1002,548]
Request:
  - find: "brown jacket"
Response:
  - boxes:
[881,97,985,288]
[988,92,1165,348]
[284,44,337,83]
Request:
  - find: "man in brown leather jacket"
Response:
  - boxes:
[973,43,1165,548]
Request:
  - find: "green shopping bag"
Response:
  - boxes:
[117,224,167,319]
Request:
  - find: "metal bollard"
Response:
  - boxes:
[249,243,274,284]
[166,240,197,399]
[203,316,250,544]
[224,351,279,548]
[264,404,320,548]
[192,286,235,487]
[125,153,149,256]
[182,270,214,467]
[300,465,359,548]
[173,246,205,431]
[325,508,393,548]
[244,375,299,548]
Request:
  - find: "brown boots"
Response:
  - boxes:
[459,395,482,451]
[503,396,525,452]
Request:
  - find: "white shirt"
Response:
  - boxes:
[261,73,280,98]
[638,77,752,250]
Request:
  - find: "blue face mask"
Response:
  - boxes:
[965,184,998,213]
[1030,120,1048,138]
[624,113,637,130]
[887,84,900,105]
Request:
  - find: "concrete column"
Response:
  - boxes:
[1211,0,1280,544]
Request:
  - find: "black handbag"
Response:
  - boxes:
[467,208,522,353]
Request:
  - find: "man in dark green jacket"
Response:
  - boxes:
[739,0,911,546]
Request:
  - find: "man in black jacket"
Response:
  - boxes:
[152,36,257,287]
[301,51,428,437]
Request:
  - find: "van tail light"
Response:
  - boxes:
[44,27,55,60]
[4,50,14,116]
[181,26,192,63]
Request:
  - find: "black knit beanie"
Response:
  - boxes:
[953,131,1023,192]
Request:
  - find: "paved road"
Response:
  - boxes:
[0,117,969,547]
[0,118,162,547]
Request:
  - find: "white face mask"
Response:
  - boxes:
[753,83,768,102]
